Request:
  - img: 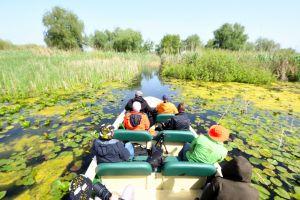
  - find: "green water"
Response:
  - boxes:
[0,71,299,199]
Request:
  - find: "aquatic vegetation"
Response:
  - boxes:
[0,49,160,98]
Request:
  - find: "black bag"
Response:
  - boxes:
[146,145,163,170]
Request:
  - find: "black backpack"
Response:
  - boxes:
[146,142,164,170]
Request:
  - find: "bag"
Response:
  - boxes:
[133,143,148,156]
[146,145,163,170]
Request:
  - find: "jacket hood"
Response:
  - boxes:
[222,156,253,183]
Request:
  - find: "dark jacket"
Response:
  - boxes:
[92,139,130,163]
[163,112,190,130]
[201,156,259,200]
[125,96,152,114]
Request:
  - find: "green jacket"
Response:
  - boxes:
[186,134,227,164]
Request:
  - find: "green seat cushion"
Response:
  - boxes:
[164,156,180,163]
[156,114,175,123]
[113,129,153,142]
[133,156,148,162]
[157,130,196,143]
[96,162,152,176]
[162,161,216,177]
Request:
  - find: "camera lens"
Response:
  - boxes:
[93,183,112,200]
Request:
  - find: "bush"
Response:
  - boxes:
[161,50,276,84]
[0,39,14,50]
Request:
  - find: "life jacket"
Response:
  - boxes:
[124,111,150,131]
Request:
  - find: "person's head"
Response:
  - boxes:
[135,91,143,97]
[132,101,141,112]
[208,125,229,142]
[177,103,185,113]
[99,124,114,140]
[222,156,253,183]
[162,95,168,103]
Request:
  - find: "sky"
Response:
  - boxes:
[1,0,300,51]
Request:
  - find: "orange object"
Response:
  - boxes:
[124,111,150,131]
[208,125,230,142]
[156,102,178,114]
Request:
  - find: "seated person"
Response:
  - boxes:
[200,156,259,200]
[125,90,152,114]
[124,101,150,131]
[91,124,134,163]
[156,95,178,114]
[159,103,190,130]
[178,125,229,164]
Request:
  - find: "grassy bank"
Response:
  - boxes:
[161,49,300,84]
[0,47,160,98]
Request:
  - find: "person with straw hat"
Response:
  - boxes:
[91,124,134,163]
[178,125,230,164]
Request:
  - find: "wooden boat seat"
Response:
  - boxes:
[156,114,175,123]
[96,161,152,176]
[113,129,153,142]
[162,156,216,177]
[156,130,196,143]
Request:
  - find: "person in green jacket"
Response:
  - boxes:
[178,125,229,164]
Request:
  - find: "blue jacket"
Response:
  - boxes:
[92,139,130,163]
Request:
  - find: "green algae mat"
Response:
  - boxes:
[0,79,299,199]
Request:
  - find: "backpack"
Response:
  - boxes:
[146,144,163,170]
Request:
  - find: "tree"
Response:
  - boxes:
[91,30,109,50]
[255,37,280,52]
[182,34,202,51]
[210,23,248,50]
[142,40,154,52]
[244,42,255,51]
[159,34,181,54]
[43,6,84,50]
[112,28,143,52]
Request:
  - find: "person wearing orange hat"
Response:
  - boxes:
[178,125,230,164]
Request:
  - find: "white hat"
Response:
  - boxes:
[135,91,143,97]
[132,101,141,112]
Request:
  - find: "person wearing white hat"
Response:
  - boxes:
[124,101,151,131]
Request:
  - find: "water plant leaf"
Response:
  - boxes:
[249,157,263,165]
[270,177,283,187]
[251,184,270,200]
[259,149,272,158]
[274,188,290,199]
[0,191,6,199]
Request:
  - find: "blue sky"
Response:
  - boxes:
[1,0,299,51]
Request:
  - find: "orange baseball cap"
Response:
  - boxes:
[208,125,229,142]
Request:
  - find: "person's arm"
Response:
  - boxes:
[125,99,133,111]
[189,137,197,152]
[200,179,219,200]
[117,142,130,161]
[144,114,150,130]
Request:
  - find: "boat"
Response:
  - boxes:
[85,96,219,200]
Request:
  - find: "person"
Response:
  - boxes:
[69,174,134,200]
[125,91,152,114]
[161,103,190,130]
[200,156,259,200]
[156,95,178,114]
[178,125,229,164]
[91,124,134,163]
[124,101,151,131]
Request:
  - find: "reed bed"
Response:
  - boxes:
[0,48,160,98]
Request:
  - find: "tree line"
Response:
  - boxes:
[40,6,294,54]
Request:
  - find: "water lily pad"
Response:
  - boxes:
[270,177,283,187]
[21,120,31,128]
[249,157,263,165]
[252,184,270,200]
[276,166,288,173]
[259,149,272,158]
[267,159,278,165]
[0,191,6,199]
[262,161,275,170]
[274,188,290,199]
[263,168,276,177]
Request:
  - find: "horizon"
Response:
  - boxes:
[1,0,300,51]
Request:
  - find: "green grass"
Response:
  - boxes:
[0,47,160,98]
[161,49,300,84]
